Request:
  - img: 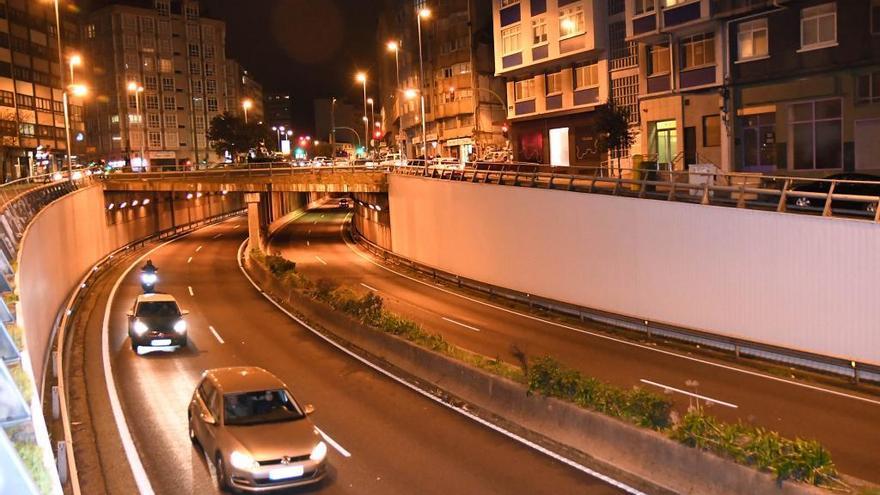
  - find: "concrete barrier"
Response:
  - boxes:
[244,254,826,495]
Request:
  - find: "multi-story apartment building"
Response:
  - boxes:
[225,60,264,124]
[264,92,292,130]
[380,0,507,160]
[0,0,85,180]
[83,0,228,168]
[493,0,638,166]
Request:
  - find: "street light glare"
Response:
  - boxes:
[70,54,82,66]
[70,84,88,97]
[404,89,418,100]
[387,40,399,52]
[367,98,374,105]
[356,72,367,83]
[242,98,254,110]
[419,8,431,19]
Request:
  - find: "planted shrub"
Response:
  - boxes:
[265,255,296,276]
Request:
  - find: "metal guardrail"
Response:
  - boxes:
[51,208,245,494]
[349,223,880,385]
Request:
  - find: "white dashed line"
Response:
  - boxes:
[212,233,223,239]
[442,316,481,332]
[187,256,193,264]
[640,379,738,409]
[314,427,351,458]
[306,241,310,247]
[360,283,379,292]
[196,245,203,252]
[208,325,225,344]
[188,286,194,296]
[315,256,328,265]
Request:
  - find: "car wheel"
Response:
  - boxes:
[188,412,198,446]
[130,340,138,352]
[212,453,229,492]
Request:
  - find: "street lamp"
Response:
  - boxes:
[405,85,427,162]
[417,7,431,161]
[356,72,369,158]
[242,98,254,123]
[49,0,75,176]
[127,81,145,169]
[69,53,82,83]
[367,97,376,152]
[386,40,404,157]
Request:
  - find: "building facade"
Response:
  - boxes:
[83,0,229,168]
[264,92,292,130]
[226,59,264,123]
[0,0,85,180]
[379,0,507,161]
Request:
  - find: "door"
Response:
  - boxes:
[855,119,880,171]
[549,127,570,166]
[684,126,697,166]
[653,120,678,169]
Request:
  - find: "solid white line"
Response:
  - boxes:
[314,427,351,458]
[188,286,194,296]
[315,256,328,265]
[442,316,481,332]
[340,226,880,407]
[196,245,203,252]
[208,325,225,345]
[640,379,738,409]
[236,239,643,495]
[360,283,379,292]
[187,256,193,264]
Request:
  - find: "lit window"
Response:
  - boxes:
[680,33,715,69]
[532,17,547,45]
[703,115,720,147]
[800,3,837,51]
[148,131,162,148]
[501,25,521,55]
[634,0,655,15]
[500,0,519,6]
[147,113,161,128]
[163,95,176,110]
[574,63,599,89]
[164,114,178,127]
[159,59,173,73]
[559,5,585,38]
[546,72,562,95]
[648,44,670,75]
[737,19,768,61]
[514,78,535,101]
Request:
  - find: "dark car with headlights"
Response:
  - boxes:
[126,293,189,352]
[787,173,880,215]
[189,367,327,492]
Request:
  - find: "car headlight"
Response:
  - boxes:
[133,319,149,335]
[230,450,258,470]
[173,319,187,334]
[795,197,811,207]
[310,441,327,462]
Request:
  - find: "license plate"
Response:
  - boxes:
[269,466,304,480]
[151,339,172,346]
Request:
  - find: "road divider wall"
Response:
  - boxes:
[387,174,880,369]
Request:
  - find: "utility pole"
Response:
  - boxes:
[330,97,337,154]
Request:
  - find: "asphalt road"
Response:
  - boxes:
[91,218,623,494]
[269,201,880,483]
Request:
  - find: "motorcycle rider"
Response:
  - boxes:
[142,260,158,274]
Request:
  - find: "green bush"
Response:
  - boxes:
[14,442,52,494]
[265,255,296,276]
[671,410,843,487]
[527,355,672,429]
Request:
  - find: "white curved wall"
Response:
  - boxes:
[389,174,880,366]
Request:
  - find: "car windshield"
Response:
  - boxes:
[223,389,304,426]
[136,301,180,318]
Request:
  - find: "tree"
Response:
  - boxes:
[207,112,265,162]
[594,101,635,177]
[0,109,19,181]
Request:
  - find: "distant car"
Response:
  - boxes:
[430,157,463,170]
[481,151,512,163]
[332,157,350,167]
[338,198,350,208]
[379,153,406,168]
[311,157,329,167]
[189,367,327,492]
[787,173,880,214]
[126,293,189,352]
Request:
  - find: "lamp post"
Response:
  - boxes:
[367,97,375,152]
[242,98,253,124]
[50,0,76,176]
[356,72,368,158]
[127,82,145,169]
[417,8,431,161]
[386,40,403,156]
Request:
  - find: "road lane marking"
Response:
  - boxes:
[360,283,378,292]
[314,427,351,458]
[639,379,738,409]
[208,325,225,344]
[236,238,643,494]
[187,256,193,264]
[212,233,223,239]
[315,256,328,265]
[196,245,203,252]
[442,316,481,332]
[188,286,194,296]
[306,241,310,247]
[339,221,880,407]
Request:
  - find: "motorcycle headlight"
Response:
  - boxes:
[230,450,258,470]
[173,319,187,334]
[133,320,149,335]
[310,441,327,462]
[141,273,157,284]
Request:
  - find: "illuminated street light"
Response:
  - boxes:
[356,72,369,158]
[404,88,419,100]
[69,84,88,97]
[127,82,146,169]
[386,39,404,157]
[416,7,431,159]
[242,98,254,123]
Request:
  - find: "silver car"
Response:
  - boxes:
[189,367,328,492]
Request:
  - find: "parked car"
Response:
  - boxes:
[481,150,512,163]
[126,293,189,352]
[429,157,463,170]
[311,156,329,167]
[189,367,327,492]
[379,153,407,168]
[787,173,880,214]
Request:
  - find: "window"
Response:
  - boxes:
[790,99,841,170]
[440,67,453,78]
[163,95,176,110]
[737,19,768,61]
[124,33,138,50]
[143,56,156,72]
[19,123,35,136]
[141,37,156,51]
[207,97,218,112]
[0,91,13,107]
[501,25,521,55]
[195,114,205,129]
[158,20,171,35]
[202,26,215,42]
[162,77,175,91]
[559,5,585,38]
[145,94,160,110]
[129,113,142,124]
[206,79,217,94]
[128,94,138,109]
[857,72,880,103]
[122,14,137,31]
[188,43,200,57]
[35,97,52,111]
[193,97,204,111]
[148,131,162,148]
[192,80,203,94]
[190,61,201,75]
[501,0,519,6]
[124,52,139,69]
[514,78,535,101]
[703,115,720,147]
[147,113,161,128]
[185,3,199,20]
[532,17,547,45]
[145,75,158,91]
[159,39,171,53]
[156,0,170,16]
[204,45,215,58]
[574,62,599,89]
[164,132,179,149]
[159,59,173,73]
[16,94,34,108]
[86,24,96,39]
[872,0,880,34]
[546,72,562,95]
[164,114,178,127]
[111,115,120,124]
[634,0,655,15]
[453,62,471,75]
[681,33,715,69]
[205,62,215,76]
[800,3,836,51]
[139,16,155,33]
[661,0,687,6]
[648,44,670,75]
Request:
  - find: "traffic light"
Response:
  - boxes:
[374,130,382,139]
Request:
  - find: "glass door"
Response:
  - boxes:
[653,120,677,169]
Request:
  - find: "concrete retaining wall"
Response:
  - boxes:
[352,192,392,250]
[245,253,824,495]
[18,185,242,389]
[388,174,880,366]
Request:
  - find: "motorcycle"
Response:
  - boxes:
[141,270,158,293]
